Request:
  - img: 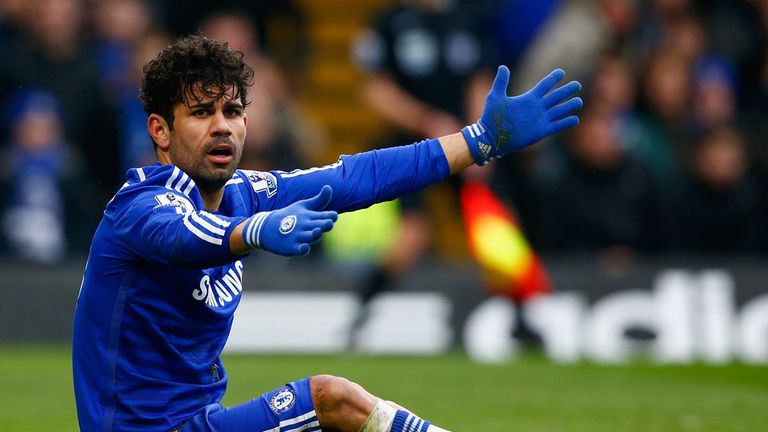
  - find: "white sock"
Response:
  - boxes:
[358,399,452,432]
[359,399,397,432]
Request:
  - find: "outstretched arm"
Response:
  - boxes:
[438,132,475,175]
[230,66,582,256]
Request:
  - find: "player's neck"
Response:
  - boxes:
[197,187,225,211]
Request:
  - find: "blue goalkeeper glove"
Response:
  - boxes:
[462,66,583,165]
[242,185,337,256]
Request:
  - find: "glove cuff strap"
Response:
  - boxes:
[242,211,272,249]
[461,121,493,166]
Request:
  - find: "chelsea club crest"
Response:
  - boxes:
[279,215,297,234]
[269,388,296,414]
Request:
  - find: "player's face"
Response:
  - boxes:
[167,86,247,190]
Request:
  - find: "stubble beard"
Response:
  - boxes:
[192,165,235,194]
[171,140,242,195]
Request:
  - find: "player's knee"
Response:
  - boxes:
[311,374,353,411]
[310,374,373,421]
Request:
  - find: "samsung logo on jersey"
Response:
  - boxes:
[193,261,244,308]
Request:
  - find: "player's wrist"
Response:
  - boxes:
[242,211,273,250]
[461,120,497,166]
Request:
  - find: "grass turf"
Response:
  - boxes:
[0,345,766,431]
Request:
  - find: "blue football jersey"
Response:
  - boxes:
[72,138,449,431]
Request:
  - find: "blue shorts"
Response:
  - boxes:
[180,378,318,432]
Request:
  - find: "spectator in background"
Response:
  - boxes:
[91,0,154,99]
[120,32,172,172]
[687,56,741,139]
[634,0,705,63]
[663,13,707,62]
[485,0,561,69]
[531,108,671,254]
[631,52,691,187]
[158,0,309,90]
[90,0,162,172]
[2,0,119,251]
[4,0,118,185]
[349,0,497,337]
[199,10,324,172]
[588,50,637,115]
[495,49,642,248]
[510,0,637,94]
[678,127,766,253]
[0,0,30,66]
[1,90,70,262]
[353,0,496,141]
[490,0,640,241]
[0,0,766,265]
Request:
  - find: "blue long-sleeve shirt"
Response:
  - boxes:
[72,138,449,431]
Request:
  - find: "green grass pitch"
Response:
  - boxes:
[0,345,766,431]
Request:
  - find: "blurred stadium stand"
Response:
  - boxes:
[1,0,768,363]
[298,0,394,158]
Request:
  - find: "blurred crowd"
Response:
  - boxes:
[1,0,768,264]
[482,0,768,258]
[0,0,313,262]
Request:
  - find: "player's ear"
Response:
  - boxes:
[148,114,171,151]
[242,112,248,141]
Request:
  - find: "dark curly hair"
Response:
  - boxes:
[140,35,254,129]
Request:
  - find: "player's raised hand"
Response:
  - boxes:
[242,185,338,256]
[462,66,583,165]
